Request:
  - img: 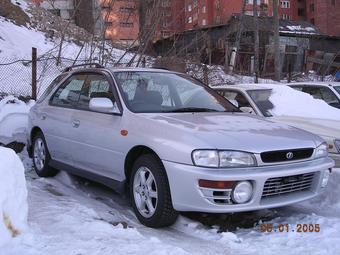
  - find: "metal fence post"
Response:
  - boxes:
[32,47,37,100]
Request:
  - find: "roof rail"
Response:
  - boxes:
[63,63,104,72]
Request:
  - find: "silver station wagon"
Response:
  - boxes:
[27,64,334,228]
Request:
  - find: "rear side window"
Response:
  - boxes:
[37,73,68,103]
[50,74,87,107]
[303,86,340,104]
[78,74,114,110]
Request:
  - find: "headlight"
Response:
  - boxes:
[219,151,256,167]
[192,150,219,167]
[334,140,340,153]
[192,150,256,168]
[315,143,328,159]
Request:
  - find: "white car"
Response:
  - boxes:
[214,84,340,167]
[288,82,340,109]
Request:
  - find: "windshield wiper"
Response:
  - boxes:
[163,107,220,113]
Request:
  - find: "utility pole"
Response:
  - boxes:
[253,0,259,83]
[273,0,281,81]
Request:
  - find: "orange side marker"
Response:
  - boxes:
[121,130,128,136]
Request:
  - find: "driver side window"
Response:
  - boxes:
[51,74,87,107]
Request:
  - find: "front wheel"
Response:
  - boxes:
[130,154,178,228]
[32,132,58,177]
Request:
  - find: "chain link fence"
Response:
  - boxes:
[0,54,91,99]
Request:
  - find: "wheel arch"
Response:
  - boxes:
[28,126,43,157]
[124,145,163,183]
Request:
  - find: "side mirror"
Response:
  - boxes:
[89,98,120,114]
[240,106,255,115]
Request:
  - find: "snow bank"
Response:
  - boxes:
[264,84,340,121]
[0,147,28,247]
[0,96,34,144]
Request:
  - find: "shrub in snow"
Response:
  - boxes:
[0,147,27,247]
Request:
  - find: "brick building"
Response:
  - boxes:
[305,0,340,36]
[100,0,139,45]
[29,0,140,45]
[139,0,185,41]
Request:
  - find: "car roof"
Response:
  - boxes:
[109,67,173,73]
[288,82,340,88]
[213,83,275,91]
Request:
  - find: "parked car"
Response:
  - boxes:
[27,65,334,228]
[214,84,340,167]
[288,82,340,109]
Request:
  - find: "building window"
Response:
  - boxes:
[215,15,221,23]
[119,7,135,13]
[188,16,192,23]
[310,4,314,12]
[161,0,170,7]
[120,22,133,27]
[310,18,315,24]
[215,0,220,9]
[282,14,290,19]
[332,0,336,5]
[161,31,171,38]
[162,20,169,28]
[281,1,290,8]
[188,4,192,12]
[202,19,206,26]
[202,5,206,13]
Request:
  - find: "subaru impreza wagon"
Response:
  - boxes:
[27,64,334,228]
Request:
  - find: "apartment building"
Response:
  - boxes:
[29,0,140,45]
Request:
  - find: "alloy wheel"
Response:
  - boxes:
[133,166,158,218]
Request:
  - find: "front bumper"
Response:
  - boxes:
[330,153,340,168]
[163,157,334,213]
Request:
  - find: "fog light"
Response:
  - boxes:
[321,170,330,188]
[232,181,253,204]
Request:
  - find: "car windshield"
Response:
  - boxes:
[246,89,274,117]
[112,71,239,113]
[334,86,340,95]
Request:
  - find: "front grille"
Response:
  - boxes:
[262,173,315,198]
[261,148,314,163]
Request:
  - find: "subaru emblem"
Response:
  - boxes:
[286,152,294,160]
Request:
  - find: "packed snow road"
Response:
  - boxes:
[2,149,339,255]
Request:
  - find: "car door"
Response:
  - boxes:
[43,74,87,165]
[70,72,124,180]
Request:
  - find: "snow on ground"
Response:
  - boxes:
[262,83,340,121]
[0,97,340,254]
[2,151,339,255]
[0,147,27,247]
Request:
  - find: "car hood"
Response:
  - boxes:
[271,115,340,139]
[142,112,322,153]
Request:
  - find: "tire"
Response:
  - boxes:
[32,132,58,177]
[130,154,178,228]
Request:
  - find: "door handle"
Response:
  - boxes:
[72,120,80,128]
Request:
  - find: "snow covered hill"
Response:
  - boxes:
[0,0,136,97]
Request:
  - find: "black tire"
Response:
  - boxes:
[130,154,178,228]
[32,132,58,177]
